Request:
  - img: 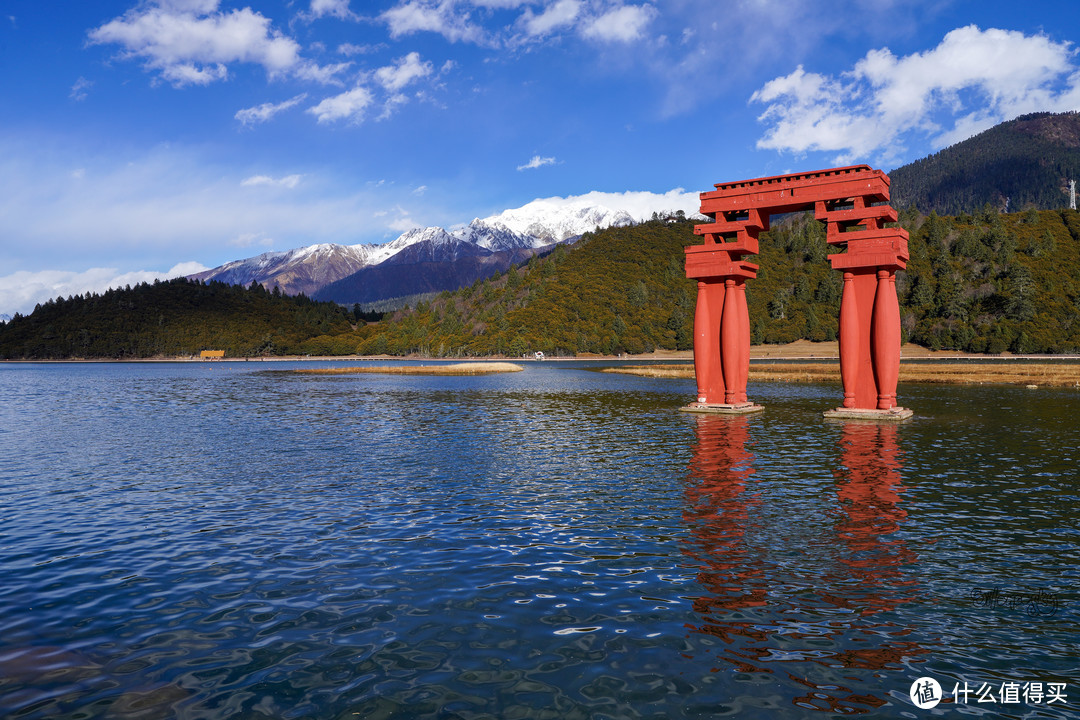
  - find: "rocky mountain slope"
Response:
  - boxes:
[189,193,690,305]
[187,243,388,298]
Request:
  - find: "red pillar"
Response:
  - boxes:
[693,281,725,404]
[735,281,750,403]
[838,272,859,408]
[824,219,910,418]
[721,279,740,403]
[683,232,760,413]
[873,271,901,410]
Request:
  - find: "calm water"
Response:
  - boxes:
[1,361,1077,719]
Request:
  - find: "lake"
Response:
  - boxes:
[1,360,1076,719]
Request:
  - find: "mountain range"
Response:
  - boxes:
[189,195,669,307]
[191,112,1080,309]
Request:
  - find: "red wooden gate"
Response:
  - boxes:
[684,165,912,420]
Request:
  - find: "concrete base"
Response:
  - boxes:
[680,402,765,415]
[823,406,913,422]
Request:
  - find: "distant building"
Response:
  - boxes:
[200,350,225,359]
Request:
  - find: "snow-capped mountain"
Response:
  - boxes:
[380,226,485,262]
[187,223,542,298]
[451,218,543,252]
[188,242,388,297]
[190,189,699,303]
[477,196,638,243]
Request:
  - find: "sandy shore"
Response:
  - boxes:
[294,362,524,376]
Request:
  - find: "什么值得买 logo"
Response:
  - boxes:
[909,676,1068,709]
[910,677,942,709]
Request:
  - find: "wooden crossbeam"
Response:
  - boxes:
[699,165,890,217]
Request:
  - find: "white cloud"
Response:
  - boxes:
[309,0,353,20]
[87,2,335,87]
[752,25,1080,163]
[580,3,655,43]
[70,77,93,101]
[517,155,556,170]
[303,53,435,124]
[0,139,423,293]
[471,0,530,8]
[162,62,228,86]
[159,1,220,13]
[338,42,383,56]
[385,206,421,232]
[381,1,486,45]
[307,87,375,123]
[377,93,410,121]
[230,233,275,248]
[0,263,209,317]
[241,174,303,188]
[520,0,581,37]
[293,61,352,85]
[375,52,433,91]
[373,1,660,50]
[235,94,308,126]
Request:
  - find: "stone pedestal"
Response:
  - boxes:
[680,401,765,415]
[823,406,913,422]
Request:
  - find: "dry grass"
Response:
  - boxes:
[296,362,523,376]
[603,362,1080,387]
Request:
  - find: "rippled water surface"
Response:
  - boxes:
[1,361,1077,719]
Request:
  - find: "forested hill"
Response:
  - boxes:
[889,112,1080,215]
[4,208,1080,358]
[343,207,1080,357]
[0,279,355,359]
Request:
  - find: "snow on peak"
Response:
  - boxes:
[192,188,702,292]
[376,226,455,260]
[379,188,700,256]
[476,189,700,243]
[453,218,543,251]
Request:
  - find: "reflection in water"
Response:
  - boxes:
[683,416,765,616]
[831,422,917,617]
[683,417,924,714]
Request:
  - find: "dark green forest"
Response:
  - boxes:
[4,207,1080,359]
[0,278,354,359]
[889,112,1080,215]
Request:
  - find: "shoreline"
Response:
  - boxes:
[4,341,1080,366]
[604,362,1080,387]
[8,343,1080,367]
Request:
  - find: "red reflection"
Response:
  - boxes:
[682,415,770,673]
[682,417,925,713]
[832,422,917,617]
[684,415,763,613]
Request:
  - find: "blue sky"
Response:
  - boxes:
[2,0,1080,316]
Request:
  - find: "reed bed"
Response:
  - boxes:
[296,362,523,376]
[603,362,1080,387]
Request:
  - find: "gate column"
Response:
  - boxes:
[682,222,763,414]
[819,196,912,420]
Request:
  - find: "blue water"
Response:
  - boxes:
[1,361,1077,719]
